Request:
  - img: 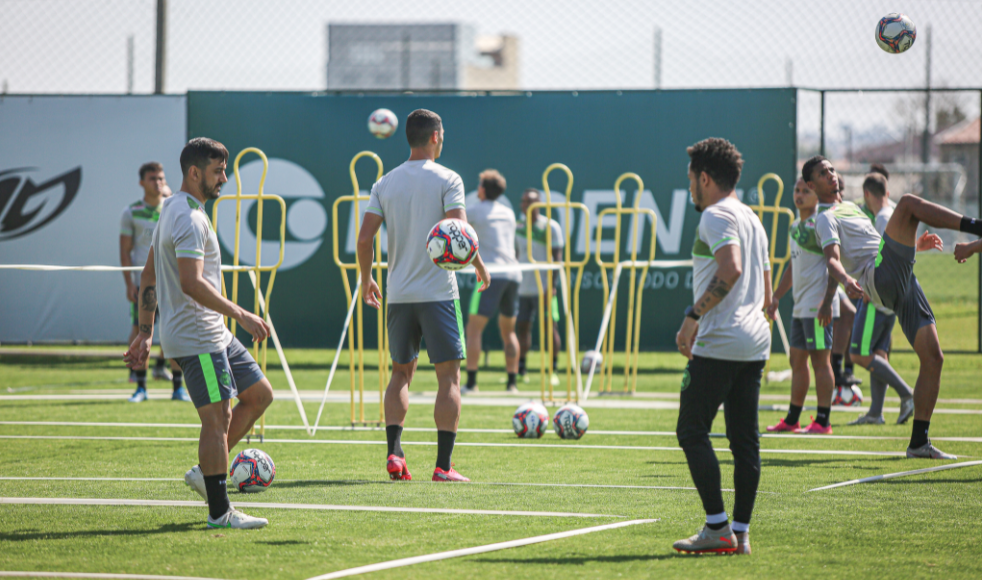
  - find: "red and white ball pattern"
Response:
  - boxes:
[368,108,399,139]
[553,404,589,440]
[229,448,275,493]
[512,403,550,439]
[426,218,479,271]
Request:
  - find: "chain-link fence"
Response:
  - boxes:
[2,0,982,93]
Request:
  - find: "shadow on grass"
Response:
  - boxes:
[0,521,198,541]
[881,477,982,485]
[258,539,310,546]
[472,553,679,565]
[271,479,391,489]
[761,457,903,468]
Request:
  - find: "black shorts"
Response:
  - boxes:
[175,337,264,409]
[790,317,835,351]
[871,234,936,346]
[468,279,519,318]
[850,300,896,356]
[387,300,466,365]
[517,295,560,324]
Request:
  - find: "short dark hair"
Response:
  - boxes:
[479,169,506,200]
[139,162,163,180]
[863,173,887,197]
[870,163,890,180]
[405,109,442,148]
[686,138,743,191]
[180,137,228,177]
[801,155,827,183]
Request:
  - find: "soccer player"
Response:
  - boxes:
[463,170,522,394]
[673,138,770,555]
[125,138,273,529]
[805,155,969,459]
[515,188,563,385]
[120,162,186,402]
[357,109,491,483]
[832,172,861,389]
[766,178,838,434]
[849,172,915,425]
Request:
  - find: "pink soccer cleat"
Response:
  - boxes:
[386,455,412,481]
[432,466,470,482]
[794,417,833,435]
[766,418,800,432]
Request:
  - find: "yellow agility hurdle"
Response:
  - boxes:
[594,173,657,395]
[330,151,387,426]
[211,147,286,442]
[526,163,590,403]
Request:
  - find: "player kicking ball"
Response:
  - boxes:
[766,178,838,434]
[805,155,966,459]
[357,109,491,483]
[125,138,273,528]
[674,138,771,555]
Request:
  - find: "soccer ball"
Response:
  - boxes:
[229,448,275,493]
[875,13,916,54]
[553,403,589,439]
[581,350,603,375]
[426,218,479,271]
[368,108,398,139]
[833,385,864,407]
[512,403,549,439]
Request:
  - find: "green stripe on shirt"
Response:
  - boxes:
[710,236,739,251]
[176,250,204,257]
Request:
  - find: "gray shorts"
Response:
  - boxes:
[517,295,560,324]
[469,279,519,318]
[388,300,466,365]
[790,317,834,351]
[850,300,896,356]
[872,234,936,346]
[175,337,265,409]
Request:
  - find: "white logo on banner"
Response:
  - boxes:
[217,158,327,271]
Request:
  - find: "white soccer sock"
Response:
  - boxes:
[731,521,749,533]
[706,512,728,525]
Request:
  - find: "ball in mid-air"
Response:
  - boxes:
[229,448,275,493]
[833,385,864,407]
[368,108,398,139]
[513,402,550,439]
[426,218,479,271]
[875,13,916,54]
[553,403,589,440]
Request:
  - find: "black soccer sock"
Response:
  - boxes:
[155,358,166,369]
[815,407,831,428]
[785,404,803,426]
[135,369,147,391]
[844,360,855,375]
[706,521,729,531]
[552,354,558,371]
[959,216,982,237]
[435,430,456,471]
[910,419,931,448]
[506,372,517,388]
[203,472,231,520]
[831,354,844,383]
[386,425,404,458]
[172,370,183,391]
[518,357,526,376]
[466,370,477,388]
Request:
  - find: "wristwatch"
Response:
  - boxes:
[684,305,700,321]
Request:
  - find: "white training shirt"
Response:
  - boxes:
[789,216,840,319]
[516,214,564,297]
[690,196,772,361]
[120,199,162,286]
[366,160,467,304]
[815,201,884,308]
[467,199,521,283]
[152,192,233,359]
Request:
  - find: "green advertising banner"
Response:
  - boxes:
[188,90,797,351]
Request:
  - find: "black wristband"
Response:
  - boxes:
[684,305,700,321]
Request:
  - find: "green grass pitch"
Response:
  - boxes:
[1,345,980,579]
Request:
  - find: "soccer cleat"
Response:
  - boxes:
[766,418,800,432]
[432,466,470,482]
[795,417,833,434]
[522,374,530,384]
[672,524,737,554]
[171,386,191,402]
[550,373,561,387]
[461,385,479,395]
[839,372,862,387]
[127,388,147,403]
[185,465,208,501]
[506,384,519,394]
[847,414,885,426]
[897,398,914,425]
[735,531,751,555]
[906,442,957,460]
[153,365,173,381]
[128,370,137,384]
[386,455,412,481]
[207,508,268,529]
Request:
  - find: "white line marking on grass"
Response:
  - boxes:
[806,460,982,491]
[3,421,981,443]
[0,572,226,580]
[0,434,933,457]
[304,518,658,580]
[0,497,619,518]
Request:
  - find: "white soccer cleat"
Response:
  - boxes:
[897,398,914,425]
[207,508,268,529]
[185,465,208,501]
[906,442,957,460]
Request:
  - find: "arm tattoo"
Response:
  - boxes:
[139,323,152,334]
[141,285,157,312]
[694,276,731,314]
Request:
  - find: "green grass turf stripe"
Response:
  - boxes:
[197,354,221,404]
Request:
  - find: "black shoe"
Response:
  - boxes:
[839,372,862,387]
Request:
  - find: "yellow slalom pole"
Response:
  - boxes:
[752,173,794,381]
[593,180,623,395]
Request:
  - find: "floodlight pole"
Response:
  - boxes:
[819,90,825,157]
[154,0,167,94]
